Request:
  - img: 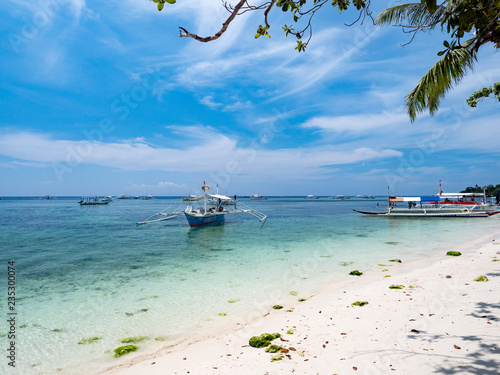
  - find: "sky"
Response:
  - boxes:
[0,0,499,197]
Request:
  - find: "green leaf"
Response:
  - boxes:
[157,2,164,11]
[255,33,261,39]
[165,0,176,3]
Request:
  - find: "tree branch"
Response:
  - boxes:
[179,0,248,42]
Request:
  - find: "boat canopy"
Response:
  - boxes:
[439,193,485,197]
[190,193,232,201]
[390,196,440,203]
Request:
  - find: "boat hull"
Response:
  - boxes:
[353,209,491,218]
[184,212,226,227]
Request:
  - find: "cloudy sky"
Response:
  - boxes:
[1,0,499,196]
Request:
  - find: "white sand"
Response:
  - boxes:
[103,233,500,375]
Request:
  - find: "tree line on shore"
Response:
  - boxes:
[461,185,500,196]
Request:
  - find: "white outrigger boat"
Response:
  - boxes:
[138,184,267,228]
[354,188,500,218]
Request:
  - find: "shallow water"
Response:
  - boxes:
[0,197,498,374]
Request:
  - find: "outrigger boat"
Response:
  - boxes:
[354,188,500,218]
[79,197,111,206]
[138,183,267,228]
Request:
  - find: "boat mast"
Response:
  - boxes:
[387,186,390,212]
[202,181,209,213]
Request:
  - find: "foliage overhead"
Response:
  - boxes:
[152,0,500,120]
[466,82,500,107]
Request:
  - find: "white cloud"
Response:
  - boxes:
[302,111,409,134]
[0,130,402,181]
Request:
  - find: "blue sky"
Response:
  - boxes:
[0,0,499,196]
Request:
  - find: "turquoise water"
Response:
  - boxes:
[0,197,498,374]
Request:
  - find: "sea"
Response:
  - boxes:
[0,196,498,374]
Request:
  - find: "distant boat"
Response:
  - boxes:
[41,195,53,200]
[305,195,319,199]
[251,194,266,200]
[330,195,350,200]
[142,195,153,200]
[79,197,110,206]
[138,183,267,228]
[182,194,197,201]
[117,194,131,199]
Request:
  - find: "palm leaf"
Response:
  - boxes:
[406,43,476,121]
[375,3,445,30]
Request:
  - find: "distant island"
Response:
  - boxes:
[461,184,500,196]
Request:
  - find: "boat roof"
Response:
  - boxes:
[191,193,232,201]
[439,193,485,197]
[390,196,439,202]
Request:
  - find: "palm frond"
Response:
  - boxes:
[375,3,445,29]
[406,43,476,121]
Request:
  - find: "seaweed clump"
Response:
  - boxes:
[389,284,404,289]
[389,259,402,263]
[249,333,281,348]
[113,345,138,357]
[351,301,369,306]
[473,275,489,282]
[349,270,363,276]
[265,344,284,353]
[446,251,462,256]
[272,305,283,310]
[120,336,148,344]
[78,337,102,345]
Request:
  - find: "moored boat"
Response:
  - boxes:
[138,183,267,228]
[79,197,110,206]
[354,189,500,218]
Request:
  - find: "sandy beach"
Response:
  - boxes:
[104,231,500,375]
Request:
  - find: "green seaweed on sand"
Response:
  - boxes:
[383,275,391,278]
[492,259,499,262]
[113,345,137,357]
[227,299,239,303]
[51,328,63,332]
[265,345,284,353]
[351,301,369,306]
[385,241,399,245]
[289,291,298,296]
[349,270,363,276]
[382,269,389,272]
[339,262,353,266]
[218,313,227,316]
[249,333,281,348]
[78,337,102,345]
[271,354,284,361]
[446,251,462,256]
[473,275,488,282]
[378,264,390,267]
[155,337,168,341]
[389,285,404,289]
[272,305,283,310]
[120,336,148,344]
[298,298,306,302]
[286,328,295,334]
[389,259,402,263]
